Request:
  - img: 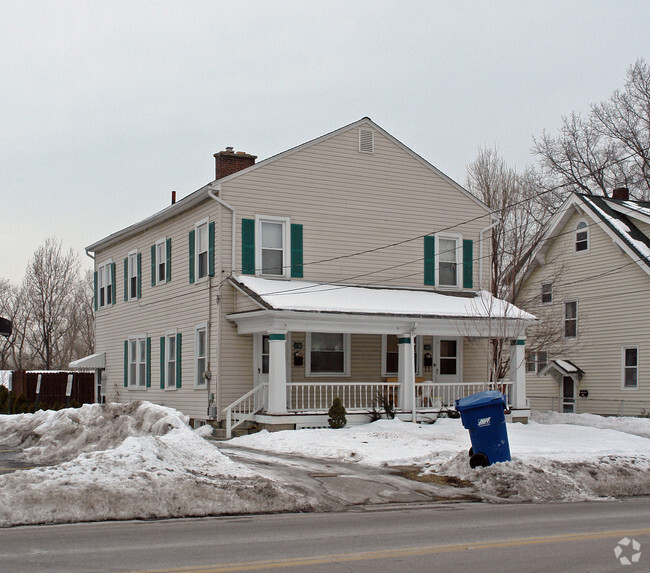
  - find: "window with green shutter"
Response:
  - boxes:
[291,224,303,278]
[242,218,255,275]
[176,332,182,388]
[463,239,473,289]
[188,229,195,283]
[160,336,165,389]
[424,236,435,286]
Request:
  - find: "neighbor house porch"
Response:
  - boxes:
[224,276,536,438]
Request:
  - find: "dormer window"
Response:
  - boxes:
[575,221,589,252]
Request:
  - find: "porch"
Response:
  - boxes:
[224,276,536,438]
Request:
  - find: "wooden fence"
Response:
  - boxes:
[7,370,94,405]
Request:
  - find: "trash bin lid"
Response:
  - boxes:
[455,390,505,412]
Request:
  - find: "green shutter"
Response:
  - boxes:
[146,337,151,388]
[189,230,195,283]
[424,235,435,286]
[111,263,116,305]
[123,258,128,301]
[160,336,165,389]
[291,223,303,278]
[176,332,182,388]
[463,239,473,289]
[93,271,98,311]
[123,340,128,387]
[137,253,142,298]
[166,238,172,282]
[151,244,156,286]
[242,218,255,275]
[209,221,216,276]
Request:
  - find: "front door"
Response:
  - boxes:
[562,376,575,413]
[435,337,460,384]
[254,334,270,386]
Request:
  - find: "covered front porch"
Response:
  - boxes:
[225,277,536,438]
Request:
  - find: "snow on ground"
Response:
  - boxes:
[230,414,650,503]
[0,402,319,527]
[531,410,650,439]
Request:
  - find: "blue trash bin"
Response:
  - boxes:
[455,390,511,468]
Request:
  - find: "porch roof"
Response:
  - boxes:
[539,359,584,380]
[69,352,106,369]
[227,276,536,337]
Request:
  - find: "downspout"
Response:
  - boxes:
[85,248,101,404]
[478,217,500,291]
[207,184,237,422]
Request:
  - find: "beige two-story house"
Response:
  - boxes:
[517,190,650,416]
[76,118,534,435]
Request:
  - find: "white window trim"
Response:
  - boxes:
[165,329,177,391]
[255,215,291,278]
[127,249,139,301]
[194,218,210,284]
[305,332,350,377]
[381,335,422,377]
[128,333,147,390]
[97,258,113,309]
[540,282,553,305]
[564,300,578,339]
[156,238,168,286]
[621,345,639,390]
[435,233,462,289]
[575,219,590,253]
[194,321,208,389]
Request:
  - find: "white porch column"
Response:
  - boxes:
[397,334,416,419]
[510,339,527,409]
[267,331,288,415]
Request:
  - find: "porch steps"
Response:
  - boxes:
[206,421,261,441]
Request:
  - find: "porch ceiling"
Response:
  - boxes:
[227,276,536,337]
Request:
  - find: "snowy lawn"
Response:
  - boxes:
[1,403,649,527]
[0,402,319,527]
[230,413,650,503]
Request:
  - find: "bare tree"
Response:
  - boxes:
[533,59,650,200]
[23,238,80,369]
[0,279,32,369]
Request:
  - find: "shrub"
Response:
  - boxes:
[328,397,347,429]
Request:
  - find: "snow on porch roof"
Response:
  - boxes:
[231,276,536,321]
[539,359,584,380]
[69,352,106,369]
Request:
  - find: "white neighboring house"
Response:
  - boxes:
[517,189,650,416]
[74,118,535,435]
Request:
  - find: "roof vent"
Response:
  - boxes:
[359,128,374,154]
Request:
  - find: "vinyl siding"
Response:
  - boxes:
[518,208,650,415]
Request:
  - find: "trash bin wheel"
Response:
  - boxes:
[468,447,474,457]
[469,452,489,468]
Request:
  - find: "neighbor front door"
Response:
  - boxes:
[562,376,575,413]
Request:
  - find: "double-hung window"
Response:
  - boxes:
[564,301,577,338]
[196,221,209,280]
[622,347,638,389]
[97,261,114,309]
[128,335,148,388]
[256,216,291,277]
[195,323,208,388]
[541,282,553,304]
[189,219,214,283]
[525,351,548,374]
[127,251,139,300]
[575,221,589,252]
[307,332,350,376]
[166,332,177,389]
[152,238,171,286]
[437,235,460,288]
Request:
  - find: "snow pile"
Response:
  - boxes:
[531,410,650,439]
[0,402,319,526]
[230,416,650,502]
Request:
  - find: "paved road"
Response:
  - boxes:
[0,497,648,572]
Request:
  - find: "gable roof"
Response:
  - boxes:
[87,118,491,253]
[520,192,650,283]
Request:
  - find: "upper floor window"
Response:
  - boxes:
[541,282,553,304]
[97,260,114,309]
[575,221,589,252]
[622,347,638,389]
[564,301,577,338]
[189,219,214,284]
[197,221,209,280]
[257,216,291,277]
[306,332,350,376]
[152,238,171,286]
[437,235,461,288]
[127,251,140,300]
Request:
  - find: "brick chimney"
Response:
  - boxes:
[612,187,630,201]
[214,147,257,180]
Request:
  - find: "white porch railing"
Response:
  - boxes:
[224,383,268,439]
[416,381,512,409]
[287,382,399,412]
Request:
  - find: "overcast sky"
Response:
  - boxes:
[2,1,649,285]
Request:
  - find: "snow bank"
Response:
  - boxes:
[531,410,650,439]
[230,417,650,502]
[0,402,319,526]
